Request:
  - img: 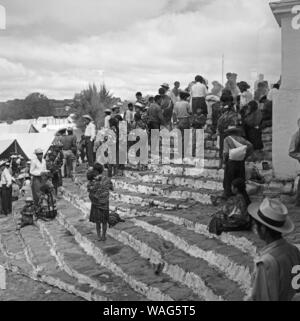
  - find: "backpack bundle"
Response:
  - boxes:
[229,136,247,161]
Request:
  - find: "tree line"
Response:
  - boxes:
[0,84,120,128]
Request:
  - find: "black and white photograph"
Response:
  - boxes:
[0,0,300,308]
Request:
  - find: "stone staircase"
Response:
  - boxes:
[1,125,299,301]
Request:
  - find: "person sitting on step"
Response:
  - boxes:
[208,178,252,236]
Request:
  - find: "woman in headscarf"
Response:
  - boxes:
[243,100,264,151]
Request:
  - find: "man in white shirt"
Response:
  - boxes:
[267,83,280,102]
[1,161,13,215]
[190,75,208,115]
[83,115,96,167]
[30,148,47,205]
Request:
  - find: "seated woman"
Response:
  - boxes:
[209,178,252,236]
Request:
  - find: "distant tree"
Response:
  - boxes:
[73,83,119,129]
[24,92,51,118]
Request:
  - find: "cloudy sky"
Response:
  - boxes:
[0,0,281,101]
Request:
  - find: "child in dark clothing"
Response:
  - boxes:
[192,107,207,129]
[87,163,113,241]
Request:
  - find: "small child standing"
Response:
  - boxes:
[87,163,113,241]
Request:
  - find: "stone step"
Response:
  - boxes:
[111,177,219,205]
[62,183,255,300]
[63,182,260,261]
[74,175,218,205]
[57,198,200,301]
[123,170,224,190]
[37,216,146,301]
[148,164,224,180]
[8,202,114,301]
[126,217,252,299]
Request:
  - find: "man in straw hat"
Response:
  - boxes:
[248,198,300,301]
[83,115,96,167]
[30,148,47,205]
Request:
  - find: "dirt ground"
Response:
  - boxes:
[0,270,84,301]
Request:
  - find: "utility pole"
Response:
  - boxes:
[222,54,224,87]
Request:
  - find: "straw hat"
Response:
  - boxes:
[161,83,170,89]
[25,197,34,203]
[34,148,43,155]
[82,115,93,121]
[248,198,294,234]
[104,109,112,114]
[111,105,120,111]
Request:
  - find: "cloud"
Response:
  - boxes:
[0,0,281,101]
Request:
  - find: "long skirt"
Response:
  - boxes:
[31,176,43,205]
[89,204,109,224]
[192,97,208,115]
[223,160,246,198]
[209,211,251,235]
[1,185,12,215]
[245,126,264,151]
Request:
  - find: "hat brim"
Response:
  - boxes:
[248,202,295,234]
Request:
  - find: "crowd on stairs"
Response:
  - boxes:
[1,72,300,301]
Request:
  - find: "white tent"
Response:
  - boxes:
[0,133,55,160]
[0,123,38,134]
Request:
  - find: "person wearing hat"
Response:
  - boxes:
[222,124,253,199]
[60,127,77,179]
[111,105,122,119]
[216,93,240,168]
[289,118,300,207]
[104,109,112,129]
[19,197,36,229]
[248,198,300,301]
[83,115,96,167]
[190,75,208,116]
[30,148,47,205]
[1,161,13,215]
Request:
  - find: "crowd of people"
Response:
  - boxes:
[1,71,300,301]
